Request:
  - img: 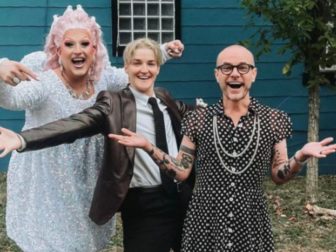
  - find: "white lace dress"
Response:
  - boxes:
[0,52,128,252]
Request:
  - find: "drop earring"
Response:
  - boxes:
[89,56,96,80]
[58,58,63,72]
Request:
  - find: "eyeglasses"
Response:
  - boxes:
[216,63,255,75]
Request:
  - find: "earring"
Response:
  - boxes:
[58,58,63,72]
[88,59,96,81]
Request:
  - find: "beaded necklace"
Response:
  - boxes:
[213,114,260,175]
[63,80,92,100]
[61,71,92,100]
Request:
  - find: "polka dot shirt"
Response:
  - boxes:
[180,98,292,252]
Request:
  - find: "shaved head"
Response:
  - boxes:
[214,44,257,104]
[216,45,255,66]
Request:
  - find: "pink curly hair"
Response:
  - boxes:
[43,5,109,81]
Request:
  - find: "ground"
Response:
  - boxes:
[0,173,335,252]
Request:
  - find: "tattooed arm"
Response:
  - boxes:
[109,128,195,181]
[271,138,336,185]
[146,136,195,181]
[271,140,305,184]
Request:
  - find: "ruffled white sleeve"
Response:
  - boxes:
[101,65,129,92]
[160,43,172,63]
[0,51,49,110]
[0,75,48,111]
[0,57,9,65]
[20,51,46,72]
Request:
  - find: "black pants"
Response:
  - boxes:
[120,186,184,252]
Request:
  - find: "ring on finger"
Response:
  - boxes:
[12,77,21,84]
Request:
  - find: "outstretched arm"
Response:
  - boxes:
[271,137,336,184]
[0,91,111,155]
[0,110,102,157]
[109,128,195,181]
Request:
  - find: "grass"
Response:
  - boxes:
[0,173,335,251]
[265,176,336,252]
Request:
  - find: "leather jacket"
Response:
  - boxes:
[20,86,194,224]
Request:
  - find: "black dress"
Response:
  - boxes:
[181,98,292,252]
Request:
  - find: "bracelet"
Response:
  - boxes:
[293,154,309,166]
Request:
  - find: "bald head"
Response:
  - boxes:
[216,45,255,67]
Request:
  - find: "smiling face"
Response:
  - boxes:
[215,45,257,103]
[57,28,96,81]
[124,47,160,96]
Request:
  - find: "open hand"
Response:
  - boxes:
[0,127,22,157]
[300,137,336,158]
[108,128,151,150]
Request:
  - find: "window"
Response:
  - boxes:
[112,0,181,56]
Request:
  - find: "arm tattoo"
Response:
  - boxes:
[180,153,193,169]
[146,144,195,178]
[180,145,195,155]
[277,157,300,181]
[165,169,177,179]
[272,149,282,167]
[147,145,155,156]
[277,160,290,180]
[162,153,171,166]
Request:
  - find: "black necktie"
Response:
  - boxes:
[148,97,176,194]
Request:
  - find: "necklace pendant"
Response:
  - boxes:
[231,167,236,172]
[232,151,237,157]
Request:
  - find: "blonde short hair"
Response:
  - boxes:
[123,38,163,65]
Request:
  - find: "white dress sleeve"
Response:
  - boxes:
[20,51,46,72]
[160,43,172,63]
[101,65,129,92]
[0,74,48,111]
[0,58,9,65]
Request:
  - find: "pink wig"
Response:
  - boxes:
[44,5,109,81]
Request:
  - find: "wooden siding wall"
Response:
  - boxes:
[0,0,335,173]
[172,0,336,175]
[0,0,114,169]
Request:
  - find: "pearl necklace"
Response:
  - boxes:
[213,114,260,175]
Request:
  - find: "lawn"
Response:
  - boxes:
[0,173,335,251]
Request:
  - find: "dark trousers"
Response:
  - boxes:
[120,186,184,252]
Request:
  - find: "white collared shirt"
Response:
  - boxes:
[129,86,178,187]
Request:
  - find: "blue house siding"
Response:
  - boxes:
[0,0,335,173]
[0,0,114,169]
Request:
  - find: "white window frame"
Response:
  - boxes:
[112,0,180,56]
